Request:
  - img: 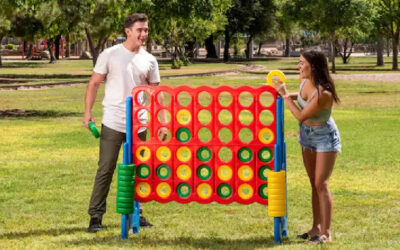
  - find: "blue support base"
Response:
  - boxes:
[132,201,140,234]
[272,97,288,243]
[121,214,130,239]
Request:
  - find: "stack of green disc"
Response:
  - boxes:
[116,163,135,214]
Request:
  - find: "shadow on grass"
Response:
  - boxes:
[0,223,120,239]
[62,234,297,249]
[0,74,91,79]
[0,109,81,119]
[1,62,46,68]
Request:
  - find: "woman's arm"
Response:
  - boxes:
[277,84,330,123]
[288,92,298,101]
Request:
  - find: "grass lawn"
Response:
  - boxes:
[0,59,400,249]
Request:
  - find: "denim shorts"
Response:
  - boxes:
[299,118,341,153]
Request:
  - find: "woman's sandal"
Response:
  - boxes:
[308,235,332,244]
[296,232,310,240]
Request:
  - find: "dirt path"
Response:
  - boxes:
[1,64,399,90]
[0,64,259,90]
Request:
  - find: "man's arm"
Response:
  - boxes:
[83,72,106,130]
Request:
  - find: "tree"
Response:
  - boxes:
[295,0,373,73]
[150,0,231,65]
[0,0,14,66]
[376,0,400,70]
[35,0,64,63]
[275,0,298,57]
[223,0,275,61]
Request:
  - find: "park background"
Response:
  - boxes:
[0,0,399,249]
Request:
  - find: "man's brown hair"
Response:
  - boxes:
[124,13,148,29]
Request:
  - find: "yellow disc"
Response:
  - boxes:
[238,165,254,181]
[238,184,254,200]
[176,109,192,125]
[136,182,151,198]
[136,146,151,162]
[217,165,233,181]
[197,183,212,199]
[156,182,172,198]
[177,164,192,181]
[266,70,286,88]
[176,146,192,162]
[258,128,274,144]
[156,146,171,162]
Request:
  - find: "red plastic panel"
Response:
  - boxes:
[131,85,277,205]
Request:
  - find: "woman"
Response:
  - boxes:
[274,50,341,244]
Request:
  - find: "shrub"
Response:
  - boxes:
[171,58,183,69]
[6,44,16,50]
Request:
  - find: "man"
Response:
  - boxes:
[83,13,159,233]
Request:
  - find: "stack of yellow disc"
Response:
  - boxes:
[267,170,286,217]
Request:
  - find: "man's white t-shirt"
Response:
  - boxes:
[93,44,160,133]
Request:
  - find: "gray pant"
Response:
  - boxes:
[88,124,145,219]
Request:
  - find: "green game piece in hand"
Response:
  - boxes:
[88,122,100,138]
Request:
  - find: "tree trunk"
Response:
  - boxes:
[184,41,196,58]
[377,34,384,66]
[55,35,61,60]
[339,38,353,64]
[26,43,33,59]
[329,29,336,73]
[47,39,57,63]
[257,42,263,56]
[392,27,399,70]
[0,36,3,67]
[246,35,253,59]
[386,37,390,57]
[65,33,71,58]
[205,35,218,58]
[223,28,230,62]
[146,37,152,53]
[284,37,290,57]
[85,27,108,66]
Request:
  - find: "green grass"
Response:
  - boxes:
[0,60,400,249]
[252,56,399,74]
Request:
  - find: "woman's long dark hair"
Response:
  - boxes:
[301,50,340,103]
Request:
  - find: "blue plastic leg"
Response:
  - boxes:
[274,217,282,243]
[132,201,140,234]
[121,214,130,239]
[282,216,288,238]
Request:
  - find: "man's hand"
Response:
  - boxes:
[83,112,95,131]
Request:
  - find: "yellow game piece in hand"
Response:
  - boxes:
[266,70,286,88]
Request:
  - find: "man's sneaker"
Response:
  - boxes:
[88,217,103,233]
[139,216,153,227]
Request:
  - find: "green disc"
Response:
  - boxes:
[136,164,150,178]
[116,207,134,214]
[177,183,191,198]
[258,184,268,199]
[88,122,100,138]
[176,127,191,142]
[117,181,134,187]
[118,163,135,171]
[197,165,211,180]
[157,164,171,179]
[118,175,134,181]
[217,183,232,199]
[117,197,134,203]
[238,147,253,162]
[117,186,134,193]
[258,148,273,162]
[258,165,272,180]
[117,191,134,198]
[197,147,212,162]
